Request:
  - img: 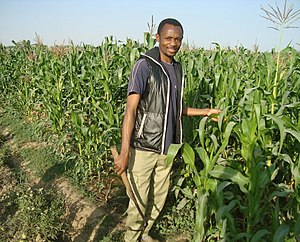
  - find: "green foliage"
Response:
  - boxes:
[166,116,235,241]
[0,184,66,241]
[172,45,299,241]
[0,136,9,166]
[0,37,149,182]
[0,33,299,241]
[155,201,194,238]
[260,0,300,114]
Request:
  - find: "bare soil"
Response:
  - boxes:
[0,126,128,242]
[0,124,189,242]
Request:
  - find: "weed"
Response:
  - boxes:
[0,183,67,241]
[0,141,10,166]
[155,200,194,239]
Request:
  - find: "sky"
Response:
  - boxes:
[0,0,299,51]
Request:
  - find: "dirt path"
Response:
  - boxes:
[53,177,125,242]
[0,117,189,242]
[0,126,127,242]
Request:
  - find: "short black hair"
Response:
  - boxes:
[157,18,184,35]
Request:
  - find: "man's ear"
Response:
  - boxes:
[155,33,160,43]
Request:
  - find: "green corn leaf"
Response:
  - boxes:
[211,121,236,166]
[210,133,219,152]
[198,117,208,148]
[273,224,289,242]
[195,146,209,174]
[174,176,185,199]
[216,199,237,222]
[217,107,229,130]
[182,143,197,174]
[130,48,138,65]
[193,174,202,187]
[267,114,285,152]
[294,215,300,235]
[194,191,209,240]
[254,103,261,126]
[251,229,270,242]
[268,190,292,201]
[233,232,248,241]
[270,167,279,181]
[282,114,299,130]
[176,197,188,210]
[187,58,194,73]
[181,187,194,200]
[292,159,300,194]
[285,128,300,142]
[259,166,272,188]
[216,181,232,194]
[166,143,183,166]
[204,178,217,192]
[210,165,249,193]
[71,111,81,127]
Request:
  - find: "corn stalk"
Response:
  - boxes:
[260,0,300,114]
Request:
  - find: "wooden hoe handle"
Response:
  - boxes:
[110,147,147,229]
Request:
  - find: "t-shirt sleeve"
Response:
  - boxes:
[127,58,149,96]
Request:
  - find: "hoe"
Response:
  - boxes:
[110,146,148,231]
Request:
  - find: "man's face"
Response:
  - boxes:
[156,23,183,63]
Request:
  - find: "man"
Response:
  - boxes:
[114,18,221,242]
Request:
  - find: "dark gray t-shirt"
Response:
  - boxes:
[127,58,178,154]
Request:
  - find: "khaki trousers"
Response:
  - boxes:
[124,148,173,242]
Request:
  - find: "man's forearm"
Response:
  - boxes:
[183,106,210,116]
[120,109,136,156]
[183,106,221,122]
[119,94,140,156]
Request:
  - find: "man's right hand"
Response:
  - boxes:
[114,152,129,176]
[114,93,140,176]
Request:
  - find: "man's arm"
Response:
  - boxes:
[114,93,140,175]
[182,106,221,121]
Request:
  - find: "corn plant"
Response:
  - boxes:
[166,112,236,241]
[0,29,299,240]
[171,41,299,240]
[261,0,300,114]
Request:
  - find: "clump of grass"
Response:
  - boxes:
[0,183,67,241]
[0,145,10,166]
[154,202,194,239]
[0,133,10,166]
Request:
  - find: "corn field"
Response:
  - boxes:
[0,35,299,241]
